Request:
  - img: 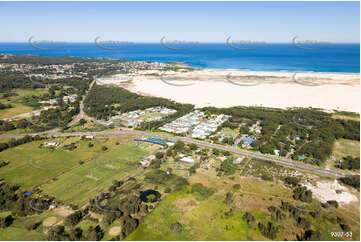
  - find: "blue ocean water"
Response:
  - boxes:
[0,42,359,73]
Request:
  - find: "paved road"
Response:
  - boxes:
[67,79,96,127]
[0,129,347,178]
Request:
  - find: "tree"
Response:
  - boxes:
[87,225,104,241]
[293,186,312,203]
[212,149,220,156]
[258,221,278,239]
[170,222,183,233]
[338,175,360,190]
[155,152,164,159]
[174,141,185,152]
[121,215,138,237]
[188,143,198,150]
[64,210,85,227]
[284,176,300,186]
[225,192,233,207]
[79,119,86,125]
[242,212,255,228]
[0,215,14,228]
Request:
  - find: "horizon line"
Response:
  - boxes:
[0,41,360,44]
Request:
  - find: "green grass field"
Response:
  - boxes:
[0,88,48,119]
[0,137,112,189]
[0,211,62,241]
[126,187,268,241]
[41,143,150,206]
[332,138,360,160]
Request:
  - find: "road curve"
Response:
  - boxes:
[0,129,347,178]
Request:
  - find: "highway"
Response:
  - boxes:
[0,129,347,178]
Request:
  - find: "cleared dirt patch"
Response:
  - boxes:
[53,206,74,217]
[173,197,199,211]
[43,216,57,227]
[109,226,121,236]
[303,180,359,205]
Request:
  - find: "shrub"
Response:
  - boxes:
[297,230,321,241]
[292,186,312,203]
[242,212,255,228]
[170,222,183,233]
[121,215,138,237]
[0,215,14,228]
[338,175,360,190]
[232,184,241,190]
[190,183,215,200]
[258,221,278,239]
[284,176,300,186]
[26,221,41,231]
[268,206,285,221]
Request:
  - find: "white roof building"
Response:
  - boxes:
[181,157,195,164]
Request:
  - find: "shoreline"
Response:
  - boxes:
[0,53,360,74]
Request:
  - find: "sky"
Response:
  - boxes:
[0,1,359,43]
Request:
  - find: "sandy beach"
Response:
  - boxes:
[97,69,360,112]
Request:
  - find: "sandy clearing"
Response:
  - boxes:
[52,206,74,217]
[109,226,121,236]
[303,180,359,204]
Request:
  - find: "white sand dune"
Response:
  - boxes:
[98,69,360,113]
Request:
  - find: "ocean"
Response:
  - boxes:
[0,42,359,73]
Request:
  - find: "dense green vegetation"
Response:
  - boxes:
[0,102,12,110]
[202,106,360,164]
[336,156,360,170]
[0,135,45,152]
[338,175,360,190]
[84,84,194,123]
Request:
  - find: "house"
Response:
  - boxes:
[181,157,194,164]
[242,136,254,144]
[233,157,244,164]
[140,160,151,167]
[43,142,59,147]
[217,156,227,162]
[274,150,280,156]
[166,142,174,147]
[140,155,155,167]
